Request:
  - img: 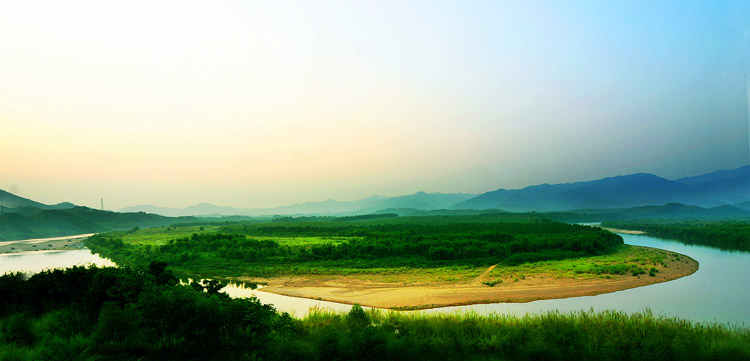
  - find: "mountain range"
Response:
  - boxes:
[1,165,749,241]
[119,192,478,217]
[454,165,749,212]
[116,165,749,216]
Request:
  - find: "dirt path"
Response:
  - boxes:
[472,264,499,285]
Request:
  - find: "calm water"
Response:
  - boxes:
[2,233,748,325]
[425,233,750,326]
[0,249,115,275]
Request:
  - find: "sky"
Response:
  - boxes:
[1,1,749,210]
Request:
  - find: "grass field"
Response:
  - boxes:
[489,245,679,281]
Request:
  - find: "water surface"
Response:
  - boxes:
[0,249,115,276]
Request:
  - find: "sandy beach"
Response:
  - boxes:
[600,228,646,235]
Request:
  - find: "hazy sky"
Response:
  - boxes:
[1,1,748,209]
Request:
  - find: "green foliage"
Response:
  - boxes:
[482,279,502,287]
[347,304,371,329]
[0,266,294,361]
[0,266,749,360]
[602,220,750,252]
[86,215,624,278]
[334,213,399,222]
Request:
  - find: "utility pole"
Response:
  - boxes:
[101,198,104,211]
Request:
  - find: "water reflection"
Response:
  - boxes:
[222,283,357,316]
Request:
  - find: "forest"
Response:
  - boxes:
[85,215,623,276]
[601,220,750,252]
[1,265,748,361]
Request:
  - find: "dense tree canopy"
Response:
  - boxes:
[86,216,623,274]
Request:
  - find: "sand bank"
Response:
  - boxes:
[251,249,697,310]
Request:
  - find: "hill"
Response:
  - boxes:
[453,165,749,212]
[0,189,76,210]
[0,203,196,242]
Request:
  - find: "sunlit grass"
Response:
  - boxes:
[490,245,678,280]
[118,225,221,245]
[296,308,750,360]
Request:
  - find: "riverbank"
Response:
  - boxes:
[600,227,646,235]
[243,245,698,310]
[0,234,95,254]
[4,265,747,361]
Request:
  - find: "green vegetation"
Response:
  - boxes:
[1,266,748,361]
[486,245,677,280]
[602,220,750,252]
[482,279,502,287]
[85,215,623,278]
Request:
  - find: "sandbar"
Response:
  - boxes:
[246,247,697,310]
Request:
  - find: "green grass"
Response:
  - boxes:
[490,245,678,280]
[115,225,222,245]
[295,307,750,361]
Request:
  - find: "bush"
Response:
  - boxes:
[347,304,370,329]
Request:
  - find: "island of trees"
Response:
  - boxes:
[85,214,624,278]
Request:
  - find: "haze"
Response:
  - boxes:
[1,1,748,210]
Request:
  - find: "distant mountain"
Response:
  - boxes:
[0,189,76,210]
[570,203,750,220]
[119,192,477,217]
[676,165,750,205]
[119,203,245,217]
[453,165,750,212]
[118,166,749,216]
[676,165,749,185]
[6,164,749,236]
[734,201,750,211]
[453,173,691,211]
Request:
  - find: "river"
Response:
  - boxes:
[2,232,748,326]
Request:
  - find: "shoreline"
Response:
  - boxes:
[600,227,646,235]
[0,234,95,254]
[243,246,698,310]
